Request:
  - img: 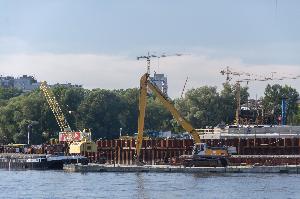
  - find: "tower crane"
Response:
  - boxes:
[220,67,259,125]
[137,52,184,74]
[180,76,189,98]
[221,67,300,125]
[137,52,157,75]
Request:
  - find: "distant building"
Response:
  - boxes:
[52,83,82,88]
[14,75,41,92]
[0,75,40,92]
[0,76,14,88]
[146,131,172,138]
[0,75,82,92]
[150,73,168,96]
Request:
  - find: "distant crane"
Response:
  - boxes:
[220,67,300,125]
[137,52,184,74]
[220,67,259,125]
[180,76,189,98]
[137,52,157,75]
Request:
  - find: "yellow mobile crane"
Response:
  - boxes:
[40,81,96,155]
[40,81,72,134]
[136,73,229,167]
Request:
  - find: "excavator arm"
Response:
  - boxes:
[136,74,148,158]
[136,73,201,159]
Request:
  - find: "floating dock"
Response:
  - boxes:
[63,164,300,174]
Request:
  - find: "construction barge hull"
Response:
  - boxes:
[0,154,88,170]
[91,137,300,166]
[0,159,62,170]
[64,164,300,174]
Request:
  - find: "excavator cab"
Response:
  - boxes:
[193,143,207,156]
[193,143,229,157]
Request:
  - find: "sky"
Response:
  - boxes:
[0,0,300,98]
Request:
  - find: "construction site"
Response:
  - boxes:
[1,54,300,173]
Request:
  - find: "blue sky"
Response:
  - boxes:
[0,0,300,97]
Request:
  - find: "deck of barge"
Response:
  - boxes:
[63,163,300,174]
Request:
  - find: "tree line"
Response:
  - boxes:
[0,83,298,144]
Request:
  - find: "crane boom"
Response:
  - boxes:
[40,81,71,132]
[136,73,200,159]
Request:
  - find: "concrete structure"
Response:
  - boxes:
[198,125,300,140]
[64,164,300,174]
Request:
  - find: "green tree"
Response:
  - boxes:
[219,83,235,124]
[78,89,125,139]
[115,88,139,135]
[262,84,299,124]
[0,91,44,144]
[0,87,22,100]
[144,95,173,132]
[175,86,221,129]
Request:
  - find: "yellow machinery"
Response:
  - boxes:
[40,81,97,155]
[136,73,228,166]
[69,138,97,154]
[40,81,72,134]
[69,129,97,154]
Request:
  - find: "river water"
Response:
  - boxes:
[0,170,300,199]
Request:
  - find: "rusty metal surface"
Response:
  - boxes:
[94,138,300,165]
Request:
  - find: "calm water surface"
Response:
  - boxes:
[0,169,300,199]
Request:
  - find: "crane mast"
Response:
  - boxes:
[40,81,71,132]
[180,76,189,98]
[136,73,201,160]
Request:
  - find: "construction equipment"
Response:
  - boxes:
[180,76,189,98]
[40,81,72,133]
[137,52,184,75]
[40,81,96,155]
[221,67,300,125]
[220,67,259,125]
[136,73,229,167]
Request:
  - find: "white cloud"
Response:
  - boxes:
[0,53,300,99]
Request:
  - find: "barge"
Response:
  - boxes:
[63,163,300,174]
[0,153,89,170]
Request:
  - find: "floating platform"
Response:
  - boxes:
[0,153,61,170]
[63,163,300,174]
[0,153,89,170]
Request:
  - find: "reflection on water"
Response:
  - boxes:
[0,169,300,199]
[136,173,149,199]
